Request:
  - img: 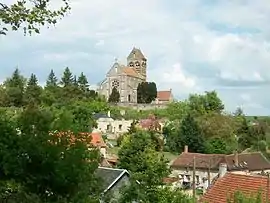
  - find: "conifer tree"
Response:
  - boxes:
[78,72,89,92]
[4,68,26,107]
[45,69,58,88]
[24,73,42,105]
[108,87,120,103]
[60,67,74,87]
[180,113,205,153]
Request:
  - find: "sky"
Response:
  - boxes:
[1,0,270,115]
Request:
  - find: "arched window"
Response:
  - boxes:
[129,62,134,67]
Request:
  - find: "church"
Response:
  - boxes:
[97,47,173,104]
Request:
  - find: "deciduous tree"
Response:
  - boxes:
[0,0,71,35]
[137,82,157,104]
[118,131,169,202]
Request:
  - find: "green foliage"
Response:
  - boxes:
[108,87,120,103]
[226,190,263,203]
[46,69,58,87]
[188,91,224,115]
[3,68,26,107]
[0,104,101,202]
[180,113,205,153]
[24,73,42,105]
[137,81,157,103]
[0,0,71,35]
[118,131,170,202]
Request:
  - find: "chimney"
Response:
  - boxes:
[184,145,188,153]
[107,111,111,118]
[234,151,239,166]
[219,163,227,178]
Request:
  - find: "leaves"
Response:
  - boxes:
[108,87,120,103]
[0,0,71,35]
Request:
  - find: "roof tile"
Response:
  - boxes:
[171,152,270,171]
[200,173,270,203]
[157,90,172,101]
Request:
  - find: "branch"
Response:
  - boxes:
[0,2,8,9]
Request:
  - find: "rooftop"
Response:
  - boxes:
[171,149,270,171]
[96,167,129,193]
[200,173,270,203]
[157,90,172,101]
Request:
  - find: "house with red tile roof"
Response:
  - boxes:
[200,172,270,203]
[155,89,174,104]
[138,114,162,131]
[51,130,107,158]
[169,145,270,191]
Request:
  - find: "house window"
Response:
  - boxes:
[107,125,110,131]
[119,124,122,131]
[196,175,200,184]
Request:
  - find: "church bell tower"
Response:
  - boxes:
[127,47,147,81]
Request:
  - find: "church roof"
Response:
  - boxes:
[127,47,146,60]
[123,67,142,78]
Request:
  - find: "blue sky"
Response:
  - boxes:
[1,0,270,115]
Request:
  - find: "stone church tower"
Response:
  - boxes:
[127,47,147,81]
[98,47,148,103]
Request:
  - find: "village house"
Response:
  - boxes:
[96,167,130,203]
[138,114,162,132]
[153,89,174,104]
[93,111,133,138]
[169,145,270,190]
[200,168,270,203]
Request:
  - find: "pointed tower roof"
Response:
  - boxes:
[127,47,146,60]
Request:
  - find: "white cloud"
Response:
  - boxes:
[2,0,270,115]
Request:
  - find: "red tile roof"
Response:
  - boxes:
[139,115,161,131]
[171,152,270,171]
[200,173,270,203]
[90,132,106,147]
[157,90,172,101]
[50,131,106,148]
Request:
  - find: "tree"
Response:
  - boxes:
[180,113,205,153]
[78,72,89,93]
[188,91,224,115]
[4,68,26,107]
[0,0,71,35]
[46,69,58,88]
[24,73,42,105]
[108,87,120,103]
[60,67,74,87]
[118,131,169,202]
[137,82,157,104]
[42,70,60,106]
[199,113,238,154]
[0,105,102,202]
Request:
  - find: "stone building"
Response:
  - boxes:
[98,47,147,103]
[97,47,173,104]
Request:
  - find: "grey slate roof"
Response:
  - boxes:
[92,113,111,120]
[96,167,129,193]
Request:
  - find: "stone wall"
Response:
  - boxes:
[115,102,168,110]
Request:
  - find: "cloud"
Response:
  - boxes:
[1,0,270,115]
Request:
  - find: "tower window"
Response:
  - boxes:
[135,61,140,66]
[129,62,134,67]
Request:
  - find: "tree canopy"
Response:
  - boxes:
[0,0,71,35]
